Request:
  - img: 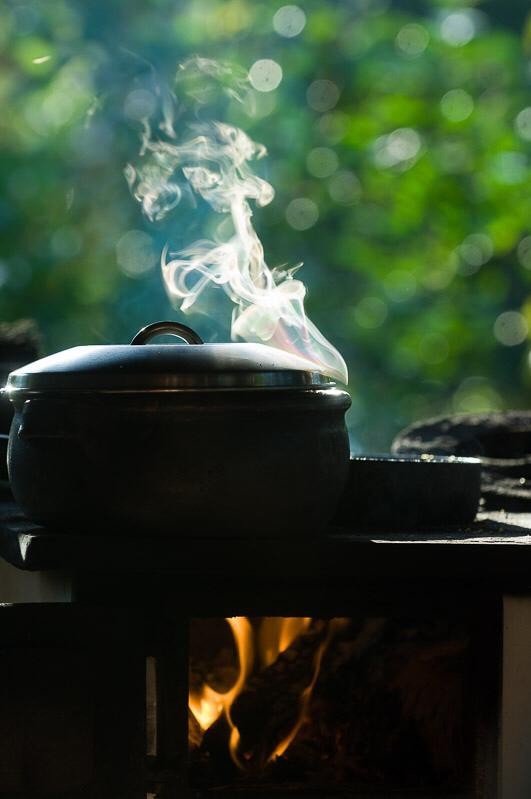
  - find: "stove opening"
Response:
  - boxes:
[189,615,483,795]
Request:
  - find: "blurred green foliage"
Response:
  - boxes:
[1,0,530,449]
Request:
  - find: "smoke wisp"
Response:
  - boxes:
[125,57,348,383]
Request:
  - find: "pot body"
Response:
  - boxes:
[8,388,351,537]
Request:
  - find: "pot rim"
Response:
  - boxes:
[5,365,337,395]
[4,374,348,400]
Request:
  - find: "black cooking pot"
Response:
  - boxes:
[5,321,351,537]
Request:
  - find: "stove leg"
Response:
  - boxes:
[500,595,531,799]
[148,611,189,799]
[88,609,147,799]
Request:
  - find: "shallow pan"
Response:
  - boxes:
[334,454,481,530]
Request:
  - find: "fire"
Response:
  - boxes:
[188,684,224,732]
[258,616,311,668]
[270,619,347,760]
[188,616,254,755]
[189,617,342,769]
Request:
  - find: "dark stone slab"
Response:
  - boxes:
[393,411,531,513]
[1,499,531,594]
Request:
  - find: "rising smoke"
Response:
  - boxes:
[125,57,348,383]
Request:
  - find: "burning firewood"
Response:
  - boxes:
[229,620,329,771]
[283,618,470,788]
[190,616,472,792]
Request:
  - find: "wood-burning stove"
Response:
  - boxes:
[2,492,530,798]
[187,612,497,797]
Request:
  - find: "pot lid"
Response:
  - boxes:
[5,321,337,393]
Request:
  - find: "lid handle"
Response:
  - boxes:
[130,321,204,346]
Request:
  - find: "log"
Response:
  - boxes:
[191,617,473,790]
[230,621,328,769]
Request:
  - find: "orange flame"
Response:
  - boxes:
[189,617,344,769]
[258,617,311,669]
[188,616,254,766]
[270,618,348,760]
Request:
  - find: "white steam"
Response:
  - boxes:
[125,58,348,383]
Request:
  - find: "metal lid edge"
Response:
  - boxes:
[5,369,337,394]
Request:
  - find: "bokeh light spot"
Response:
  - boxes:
[242,89,277,119]
[306,147,339,178]
[285,197,319,230]
[493,311,528,346]
[116,230,158,277]
[395,23,429,57]
[249,59,283,92]
[374,128,422,170]
[440,89,474,122]
[307,79,340,113]
[273,5,306,38]
[456,233,493,275]
[440,11,476,47]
